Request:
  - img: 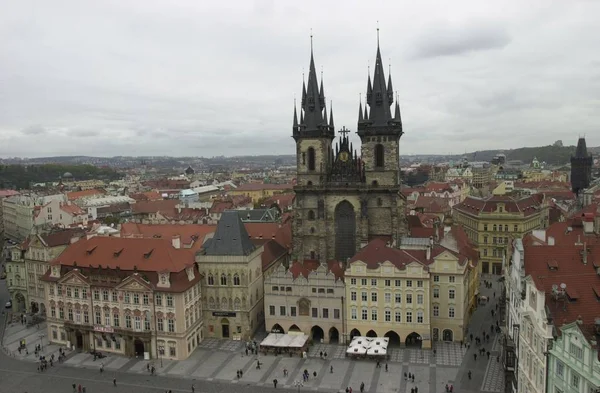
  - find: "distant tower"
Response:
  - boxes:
[570,137,593,195]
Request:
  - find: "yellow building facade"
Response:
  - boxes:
[229,183,294,204]
[453,195,547,275]
[344,234,476,348]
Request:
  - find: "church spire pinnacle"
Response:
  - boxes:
[329,100,335,129]
[358,94,364,122]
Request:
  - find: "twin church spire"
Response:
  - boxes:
[292,35,335,141]
[293,30,402,139]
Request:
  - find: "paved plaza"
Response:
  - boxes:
[0,275,506,393]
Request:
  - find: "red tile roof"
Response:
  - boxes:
[235,183,294,192]
[523,243,600,339]
[0,190,19,198]
[263,193,295,210]
[524,213,600,247]
[424,182,454,193]
[60,202,86,216]
[132,200,179,214]
[121,223,216,250]
[129,191,163,201]
[288,259,344,281]
[67,189,105,201]
[454,194,544,217]
[210,201,233,214]
[51,236,195,272]
[411,195,450,214]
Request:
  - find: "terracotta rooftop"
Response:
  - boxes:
[50,236,195,273]
[131,200,179,214]
[411,195,451,213]
[0,190,19,197]
[67,189,105,201]
[453,194,544,217]
[121,223,216,251]
[235,183,294,192]
[288,259,344,281]
[60,202,86,216]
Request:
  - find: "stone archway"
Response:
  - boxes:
[289,324,301,333]
[134,339,145,356]
[335,201,356,262]
[311,326,325,342]
[384,331,401,346]
[405,332,422,348]
[30,301,39,314]
[329,327,340,343]
[443,329,454,342]
[271,324,284,334]
[366,330,377,338]
[14,292,26,312]
[350,329,361,340]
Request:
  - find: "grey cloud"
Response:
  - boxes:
[21,125,46,135]
[412,21,511,59]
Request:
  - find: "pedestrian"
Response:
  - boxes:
[320,351,323,358]
[324,351,328,358]
[487,351,490,359]
[410,389,414,393]
[493,292,495,298]
[412,375,414,382]
[192,384,195,393]
[349,387,353,393]
[100,364,104,373]
[415,387,418,393]
[83,387,86,393]
[330,365,333,373]
[147,363,150,371]
[72,383,76,392]
[237,370,240,378]
[313,371,317,378]
[468,370,472,380]
[78,384,82,393]
[360,382,365,393]
[113,378,117,387]
[470,333,473,341]
[449,385,453,392]
[404,372,407,381]
[473,353,477,361]
[385,363,388,372]
[346,387,349,393]
[273,379,278,388]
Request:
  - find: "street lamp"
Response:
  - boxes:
[158,345,164,367]
[38,334,45,351]
[294,380,303,393]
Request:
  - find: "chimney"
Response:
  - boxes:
[426,245,431,261]
[548,236,555,246]
[583,242,588,265]
[577,315,583,325]
[172,235,181,249]
[583,216,594,234]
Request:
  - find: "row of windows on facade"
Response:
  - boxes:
[483,224,520,232]
[350,289,455,303]
[349,277,456,286]
[50,307,177,332]
[269,305,341,319]
[351,305,454,321]
[481,248,506,258]
[270,286,336,295]
[206,273,242,286]
[483,236,511,245]
[49,285,202,307]
[555,357,586,392]
[301,144,386,171]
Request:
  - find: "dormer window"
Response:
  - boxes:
[160,274,166,284]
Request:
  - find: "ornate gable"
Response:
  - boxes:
[58,269,89,285]
[116,274,153,291]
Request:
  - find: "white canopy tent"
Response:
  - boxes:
[346,336,389,357]
[260,333,309,349]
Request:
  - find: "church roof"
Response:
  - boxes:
[204,210,256,256]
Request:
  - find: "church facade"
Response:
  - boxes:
[291,38,408,264]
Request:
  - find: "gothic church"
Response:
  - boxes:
[292,36,408,264]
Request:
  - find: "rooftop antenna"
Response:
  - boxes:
[310,28,313,52]
[377,21,380,46]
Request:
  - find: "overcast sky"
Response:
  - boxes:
[1,0,599,158]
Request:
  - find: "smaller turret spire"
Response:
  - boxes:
[329,100,334,129]
[387,61,394,104]
[394,96,401,121]
[293,99,299,128]
[319,68,325,108]
[323,101,328,127]
[358,94,364,122]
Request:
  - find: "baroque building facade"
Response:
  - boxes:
[291,37,407,264]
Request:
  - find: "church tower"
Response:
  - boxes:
[292,33,408,265]
[570,137,593,195]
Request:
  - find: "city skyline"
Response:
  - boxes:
[1,0,599,158]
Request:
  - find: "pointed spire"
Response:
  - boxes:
[387,62,394,104]
[301,31,325,132]
[575,137,589,158]
[358,94,364,122]
[364,28,393,126]
[364,100,368,120]
[323,101,328,127]
[329,100,335,129]
[394,98,401,121]
[319,68,325,109]
[301,77,307,107]
[293,99,299,129]
[367,70,373,102]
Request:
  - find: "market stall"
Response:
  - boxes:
[259,333,309,356]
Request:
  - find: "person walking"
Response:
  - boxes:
[360,382,365,393]
[473,353,477,361]
[113,378,117,387]
[192,384,195,393]
[273,379,278,388]
[468,370,472,380]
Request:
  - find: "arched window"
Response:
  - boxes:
[234,298,241,310]
[307,181,313,187]
[377,198,383,207]
[307,210,315,220]
[233,274,240,286]
[493,224,497,231]
[310,251,316,259]
[207,274,214,286]
[220,274,227,286]
[375,144,384,168]
[307,147,316,171]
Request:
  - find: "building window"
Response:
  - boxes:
[571,373,580,389]
[168,319,175,332]
[124,292,130,303]
[493,224,497,231]
[207,274,214,285]
[514,224,518,232]
[395,293,402,303]
[448,307,455,318]
[125,315,131,328]
[269,305,275,316]
[351,308,357,320]
[406,294,412,304]
[385,310,391,322]
[417,311,423,323]
[307,210,315,220]
[569,343,583,360]
[143,294,149,305]
[395,311,401,322]
[384,293,391,303]
[104,312,110,326]
[371,279,377,286]
[361,292,367,301]
[361,308,368,320]
[144,317,150,331]
[433,305,439,317]
[361,279,367,286]
[102,290,109,301]
[291,307,297,317]
[417,294,424,304]
[433,275,439,282]
[395,280,401,287]
[133,293,139,304]
[93,290,100,300]
[449,289,455,299]
[374,144,384,167]
[233,274,240,286]
[51,307,56,317]
[220,274,227,286]
[157,318,164,331]
[84,311,89,324]
[351,291,357,301]
[280,306,286,316]
[433,288,439,298]
[350,278,357,285]
[556,360,564,378]
[68,308,73,321]
[449,276,455,283]
[406,311,412,323]
[484,224,488,231]
[113,314,120,327]
[312,308,318,318]
[417,280,423,287]
[334,309,340,319]
[95,311,101,324]
[73,288,79,298]
[167,295,174,307]
[307,147,316,171]
[169,345,176,357]
[371,292,378,302]
[112,291,118,302]
[323,308,329,318]
[406,280,412,287]
[371,308,377,321]
[155,294,162,306]
[384,279,391,287]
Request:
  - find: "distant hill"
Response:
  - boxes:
[460,144,599,166]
